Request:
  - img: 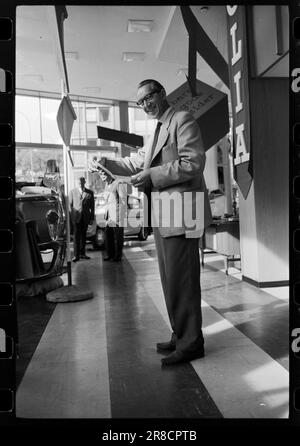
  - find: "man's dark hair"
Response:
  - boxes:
[138,79,164,93]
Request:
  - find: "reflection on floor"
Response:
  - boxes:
[16,235,289,419]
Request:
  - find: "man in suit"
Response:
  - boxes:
[99,170,127,262]
[96,79,212,365]
[69,177,95,262]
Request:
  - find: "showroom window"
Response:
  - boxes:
[16,93,121,189]
[16,147,63,183]
[16,93,117,147]
[16,96,41,143]
[128,105,156,143]
[71,102,87,145]
[40,97,61,144]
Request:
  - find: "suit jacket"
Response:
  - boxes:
[69,187,95,225]
[106,107,212,238]
[103,179,127,226]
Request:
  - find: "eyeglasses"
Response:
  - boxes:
[136,89,161,107]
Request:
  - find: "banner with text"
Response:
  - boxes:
[227,5,252,199]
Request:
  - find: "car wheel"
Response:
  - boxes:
[138,227,148,241]
[93,227,105,250]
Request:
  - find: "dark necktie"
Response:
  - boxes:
[145,121,162,229]
[149,121,162,162]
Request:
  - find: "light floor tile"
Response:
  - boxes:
[16,258,111,419]
[125,250,289,419]
[263,286,289,301]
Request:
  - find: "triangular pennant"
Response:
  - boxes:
[56,95,77,147]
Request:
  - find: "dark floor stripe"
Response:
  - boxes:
[103,254,222,418]
[16,295,56,388]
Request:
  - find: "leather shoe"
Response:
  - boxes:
[161,349,205,366]
[112,257,122,262]
[80,254,90,260]
[103,256,112,261]
[156,341,176,352]
[72,256,80,262]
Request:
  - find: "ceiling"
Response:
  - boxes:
[16,5,230,102]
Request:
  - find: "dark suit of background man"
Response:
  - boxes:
[69,177,95,262]
[97,79,212,365]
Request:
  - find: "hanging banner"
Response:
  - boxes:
[180,5,230,90]
[226,5,252,199]
[55,5,69,92]
[167,80,229,151]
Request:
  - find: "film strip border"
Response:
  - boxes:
[291,1,300,425]
[0,2,16,422]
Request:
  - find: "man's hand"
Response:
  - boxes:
[97,157,107,167]
[130,169,151,188]
[88,156,107,173]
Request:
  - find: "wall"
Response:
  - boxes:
[251,5,289,77]
[240,78,289,285]
[239,183,260,282]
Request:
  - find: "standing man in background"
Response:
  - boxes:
[69,176,95,262]
[99,170,127,262]
[94,79,212,365]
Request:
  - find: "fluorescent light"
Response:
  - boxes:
[127,20,153,32]
[65,52,79,60]
[123,52,145,62]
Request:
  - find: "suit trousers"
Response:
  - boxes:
[73,217,88,258]
[105,225,124,260]
[153,227,204,354]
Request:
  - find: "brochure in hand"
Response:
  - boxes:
[88,158,132,185]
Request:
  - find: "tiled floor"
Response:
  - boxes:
[16,235,289,419]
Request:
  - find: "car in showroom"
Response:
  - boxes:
[16,183,66,282]
[87,192,150,249]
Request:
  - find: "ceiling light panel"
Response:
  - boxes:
[127,20,153,33]
[122,52,146,62]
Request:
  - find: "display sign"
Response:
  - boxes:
[97,126,144,148]
[167,80,229,152]
[227,5,252,199]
